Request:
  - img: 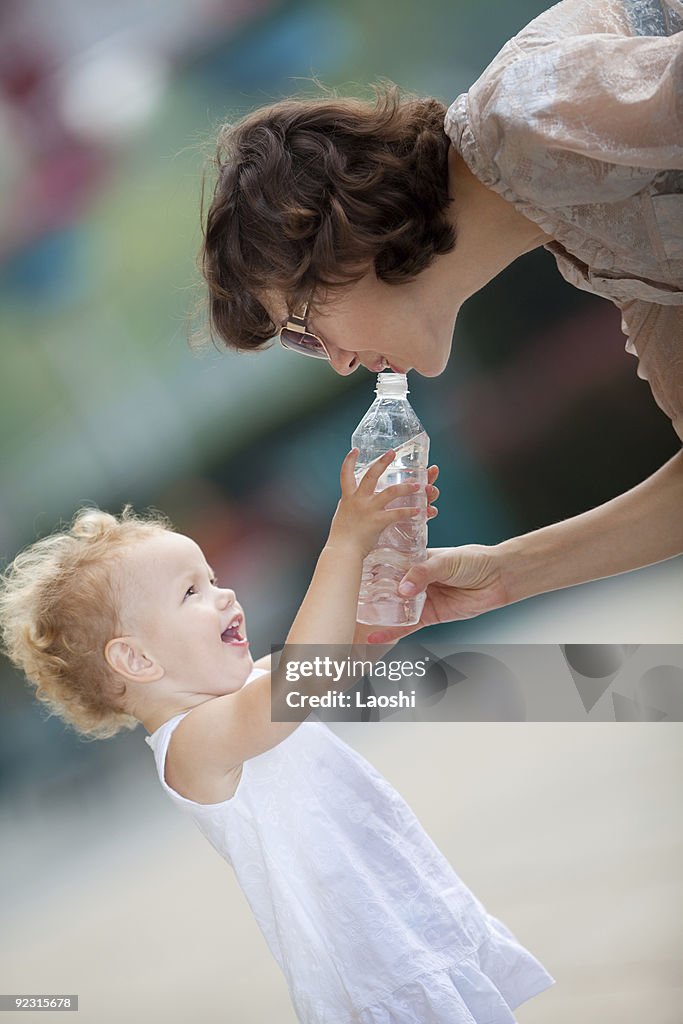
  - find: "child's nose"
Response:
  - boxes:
[217,588,236,608]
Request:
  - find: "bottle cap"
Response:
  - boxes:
[375,371,408,397]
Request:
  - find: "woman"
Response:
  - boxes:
[200,0,682,643]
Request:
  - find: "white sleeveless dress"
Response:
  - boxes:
[145,668,554,1023]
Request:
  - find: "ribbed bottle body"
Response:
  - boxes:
[352,376,429,626]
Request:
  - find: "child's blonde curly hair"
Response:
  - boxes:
[0,506,171,740]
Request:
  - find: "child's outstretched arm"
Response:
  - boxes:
[286,448,419,645]
[173,449,422,778]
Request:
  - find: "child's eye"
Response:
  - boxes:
[184,585,197,599]
[210,577,218,587]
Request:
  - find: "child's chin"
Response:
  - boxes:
[219,660,254,696]
[238,654,255,683]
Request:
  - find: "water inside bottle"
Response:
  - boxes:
[355,432,429,626]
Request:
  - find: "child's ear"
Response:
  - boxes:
[104,637,164,683]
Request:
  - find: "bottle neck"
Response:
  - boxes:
[375,372,408,398]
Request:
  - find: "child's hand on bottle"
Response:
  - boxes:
[327,449,425,558]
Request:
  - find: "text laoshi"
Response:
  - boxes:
[286,690,417,709]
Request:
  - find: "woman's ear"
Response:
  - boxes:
[104,637,164,683]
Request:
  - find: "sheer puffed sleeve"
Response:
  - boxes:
[445,2,683,439]
[619,300,683,441]
[461,28,683,207]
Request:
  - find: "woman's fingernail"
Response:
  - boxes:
[399,582,417,595]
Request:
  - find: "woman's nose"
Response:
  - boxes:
[326,341,360,376]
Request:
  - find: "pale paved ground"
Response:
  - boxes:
[2,723,682,1024]
[2,559,682,1024]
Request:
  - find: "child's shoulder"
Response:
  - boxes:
[162,660,315,803]
[165,700,244,805]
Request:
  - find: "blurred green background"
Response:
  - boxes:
[1,1,681,1021]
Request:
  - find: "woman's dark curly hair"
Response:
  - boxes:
[199,84,455,351]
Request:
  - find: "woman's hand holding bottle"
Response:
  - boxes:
[365,448,683,644]
[363,545,509,644]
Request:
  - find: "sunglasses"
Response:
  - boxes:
[278,300,330,360]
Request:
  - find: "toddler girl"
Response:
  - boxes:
[0,449,554,1023]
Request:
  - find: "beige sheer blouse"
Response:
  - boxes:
[445,0,683,440]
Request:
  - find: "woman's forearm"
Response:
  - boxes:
[498,449,683,603]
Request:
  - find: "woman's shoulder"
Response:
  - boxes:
[447,5,682,210]
[504,0,638,51]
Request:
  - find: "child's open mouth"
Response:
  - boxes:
[221,615,247,645]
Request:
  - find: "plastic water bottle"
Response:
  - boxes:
[352,372,429,626]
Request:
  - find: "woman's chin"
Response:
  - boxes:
[413,339,452,377]
[415,357,448,378]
